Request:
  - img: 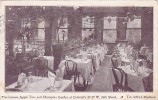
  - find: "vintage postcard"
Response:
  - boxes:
[0,0,158,100]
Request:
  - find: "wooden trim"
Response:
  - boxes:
[126,28,141,30]
[103,29,117,30]
[82,28,95,29]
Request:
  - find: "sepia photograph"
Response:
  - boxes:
[0,0,158,99]
[4,5,154,93]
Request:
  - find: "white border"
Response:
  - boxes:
[0,1,158,100]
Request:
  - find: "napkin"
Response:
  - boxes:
[48,71,56,78]
[48,71,56,87]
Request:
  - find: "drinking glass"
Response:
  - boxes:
[28,72,33,83]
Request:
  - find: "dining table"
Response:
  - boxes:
[111,65,153,92]
[6,76,74,92]
[87,53,100,71]
[110,44,153,92]
[58,58,94,84]
[57,44,108,85]
[82,45,108,70]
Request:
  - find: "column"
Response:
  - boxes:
[44,20,53,56]
[117,17,127,40]
[94,14,103,43]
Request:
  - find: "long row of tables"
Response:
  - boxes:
[58,44,108,84]
[111,44,153,92]
[6,44,108,92]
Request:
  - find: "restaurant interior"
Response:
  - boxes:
[5,6,153,92]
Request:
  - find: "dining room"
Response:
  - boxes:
[5,6,153,92]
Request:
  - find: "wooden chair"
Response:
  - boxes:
[74,73,88,91]
[112,67,134,92]
[64,60,78,80]
[15,53,31,73]
[32,57,49,77]
[117,57,122,67]
[146,72,153,92]
[120,69,134,92]
[112,67,124,92]
[111,57,118,68]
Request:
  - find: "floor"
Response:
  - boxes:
[86,55,114,92]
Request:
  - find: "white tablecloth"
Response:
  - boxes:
[116,65,153,92]
[86,46,108,70]
[6,76,74,92]
[58,59,94,82]
[87,53,100,71]
[118,65,152,77]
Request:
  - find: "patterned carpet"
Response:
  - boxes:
[86,55,113,92]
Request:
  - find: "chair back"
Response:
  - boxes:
[111,57,118,68]
[64,60,77,79]
[112,68,124,85]
[112,67,134,92]
[121,67,134,92]
[117,57,122,67]
[15,53,25,61]
[119,69,128,88]
[34,57,48,71]
[146,72,153,91]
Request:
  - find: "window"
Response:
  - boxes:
[103,16,117,43]
[126,16,141,43]
[56,17,68,43]
[82,16,95,41]
[37,20,45,40]
[13,18,32,53]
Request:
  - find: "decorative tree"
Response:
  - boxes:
[6,6,74,56]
